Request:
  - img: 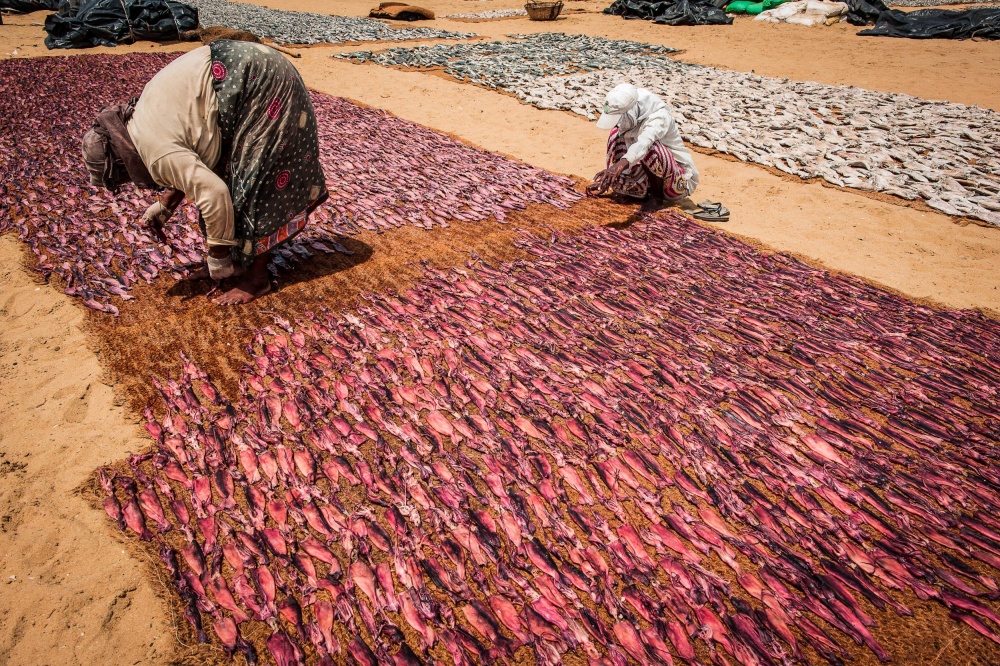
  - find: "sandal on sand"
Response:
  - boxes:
[689,201,730,222]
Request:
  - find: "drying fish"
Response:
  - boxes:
[187,0,474,44]
[97,203,1000,666]
[341,33,1000,225]
[0,54,580,313]
[445,8,528,18]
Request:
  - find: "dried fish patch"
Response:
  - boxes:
[444,9,528,18]
[338,33,679,95]
[104,212,1000,665]
[340,34,1000,225]
[186,0,475,44]
[0,54,580,314]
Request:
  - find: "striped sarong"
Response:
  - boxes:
[606,128,688,200]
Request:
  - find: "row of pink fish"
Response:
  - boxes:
[101,211,1000,665]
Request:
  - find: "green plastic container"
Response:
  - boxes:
[726,0,789,13]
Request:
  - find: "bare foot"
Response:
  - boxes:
[182,262,246,282]
[212,282,272,305]
[211,252,271,305]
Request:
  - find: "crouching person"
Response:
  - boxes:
[586,83,699,211]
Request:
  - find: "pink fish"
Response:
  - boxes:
[197,515,217,554]
[208,576,250,623]
[425,410,454,437]
[558,465,594,504]
[212,468,235,509]
[251,565,277,606]
[181,541,206,576]
[490,596,529,643]
[122,495,151,541]
[293,449,315,482]
[620,450,663,489]
[331,415,353,436]
[462,601,503,646]
[640,626,674,665]
[524,539,560,579]
[522,604,560,643]
[282,398,302,430]
[213,617,239,656]
[513,415,544,439]
[617,524,655,569]
[665,621,695,660]
[367,562,397,612]
[348,638,378,666]
[137,487,171,532]
[103,494,125,530]
[531,597,568,632]
[349,560,379,609]
[613,622,651,665]
[266,630,303,666]
[262,527,288,557]
[258,451,279,486]
[314,599,341,655]
[302,501,335,539]
[401,589,435,652]
[263,395,282,428]
[238,445,261,483]
[800,433,846,466]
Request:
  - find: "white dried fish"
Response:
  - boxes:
[445,8,527,18]
[188,0,476,44]
[341,34,1000,225]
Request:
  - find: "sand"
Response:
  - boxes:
[1,4,999,664]
[0,237,174,665]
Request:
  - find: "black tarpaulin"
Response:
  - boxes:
[43,0,198,48]
[858,6,1000,39]
[604,0,733,26]
[1,0,59,13]
[843,0,887,25]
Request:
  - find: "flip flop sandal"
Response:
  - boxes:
[690,201,730,222]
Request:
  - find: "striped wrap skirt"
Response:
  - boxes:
[606,128,688,200]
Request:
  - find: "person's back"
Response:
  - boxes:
[128,46,221,178]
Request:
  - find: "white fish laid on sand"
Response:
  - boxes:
[186,0,476,44]
[445,8,527,18]
[341,34,1000,225]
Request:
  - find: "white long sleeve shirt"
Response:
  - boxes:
[127,47,237,247]
[618,89,700,195]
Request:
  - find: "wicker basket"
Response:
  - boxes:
[525,1,563,20]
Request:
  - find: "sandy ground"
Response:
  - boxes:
[0,237,174,665]
[1,3,999,664]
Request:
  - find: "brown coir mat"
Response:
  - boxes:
[85,196,622,417]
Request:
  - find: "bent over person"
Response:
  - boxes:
[81,41,328,305]
[587,83,699,210]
